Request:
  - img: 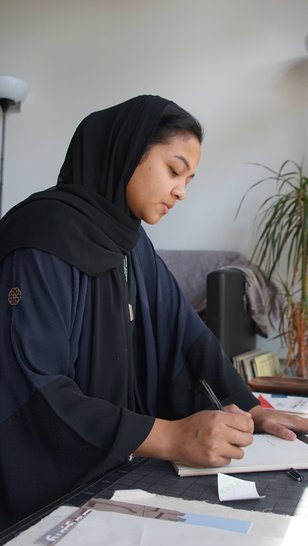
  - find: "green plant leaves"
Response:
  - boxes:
[237,161,308,375]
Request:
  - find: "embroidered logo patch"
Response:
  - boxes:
[8,287,22,306]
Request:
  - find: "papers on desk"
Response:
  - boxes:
[172,434,308,476]
[254,392,308,414]
[6,490,308,546]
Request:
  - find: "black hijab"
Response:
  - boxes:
[0,94,172,405]
[0,95,171,273]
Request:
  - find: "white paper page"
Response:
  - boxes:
[109,490,292,538]
[217,473,265,501]
[4,506,76,546]
[59,510,253,546]
[223,434,308,472]
[58,506,308,546]
[5,491,308,546]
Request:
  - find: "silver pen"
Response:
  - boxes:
[199,378,224,411]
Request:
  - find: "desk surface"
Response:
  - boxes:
[73,457,308,516]
[2,435,308,544]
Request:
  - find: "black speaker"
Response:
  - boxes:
[206,268,257,358]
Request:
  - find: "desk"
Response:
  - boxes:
[1,435,308,545]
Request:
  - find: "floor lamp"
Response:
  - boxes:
[0,75,29,217]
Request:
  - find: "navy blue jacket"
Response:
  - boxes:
[0,227,257,528]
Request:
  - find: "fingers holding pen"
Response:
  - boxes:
[224,404,255,433]
[203,408,254,447]
[169,409,254,468]
[201,410,254,465]
[135,380,254,469]
[198,379,254,435]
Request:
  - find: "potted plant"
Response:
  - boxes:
[237,160,308,377]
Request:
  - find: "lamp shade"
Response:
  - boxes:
[0,75,29,103]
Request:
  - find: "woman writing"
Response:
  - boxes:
[0,94,307,528]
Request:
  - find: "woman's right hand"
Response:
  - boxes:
[134,408,254,468]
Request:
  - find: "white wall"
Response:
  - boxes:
[1,0,307,252]
[1,0,307,354]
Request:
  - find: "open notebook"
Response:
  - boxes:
[172,434,308,477]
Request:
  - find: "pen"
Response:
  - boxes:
[199,378,224,411]
[286,468,304,482]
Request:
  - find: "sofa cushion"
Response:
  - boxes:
[156,249,249,312]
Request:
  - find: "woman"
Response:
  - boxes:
[0,94,307,528]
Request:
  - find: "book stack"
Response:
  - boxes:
[232,350,281,382]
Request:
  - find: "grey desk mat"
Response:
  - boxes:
[74,456,308,517]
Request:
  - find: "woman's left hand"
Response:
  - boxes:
[249,405,308,441]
